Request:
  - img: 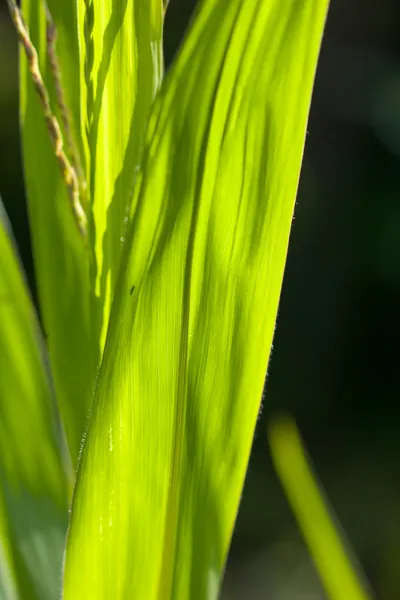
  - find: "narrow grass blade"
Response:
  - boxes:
[20,0,97,462]
[269,416,373,600]
[0,200,70,600]
[63,0,330,598]
[79,0,164,351]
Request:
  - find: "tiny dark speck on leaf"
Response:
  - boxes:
[130,285,135,295]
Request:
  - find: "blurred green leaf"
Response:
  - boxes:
[63,0,329,598]
[0,200,69,600]
[0,491,19,600]
[269,416,373,600]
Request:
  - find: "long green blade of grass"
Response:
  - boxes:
[0,200,70,600]
[63,0,329,598]
[269,416,373,600]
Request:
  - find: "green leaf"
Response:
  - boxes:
[0,491,20,600]
[20,0,97,463]
[0,200,70,600]
[269,416,373,600]
[79,0,164,350]
[20,0,164,461]
[63,0,329,598]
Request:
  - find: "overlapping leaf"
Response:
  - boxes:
[63,0,330,598]
[0,200,69,600]
[78,0,164,350]
[20,0,164,461]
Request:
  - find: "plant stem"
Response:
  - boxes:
[45,5,88,209]
[6,0,87,238]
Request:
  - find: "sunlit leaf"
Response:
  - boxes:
[79,0,164,350]
[20,0,164,461]
[0,200,69,600]
[64,0,330,598]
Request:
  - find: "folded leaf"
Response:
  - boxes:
[63,0,329,598]
[0,200,69,600]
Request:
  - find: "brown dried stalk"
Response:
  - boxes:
[6,0,87,238]
[45,6,87,209]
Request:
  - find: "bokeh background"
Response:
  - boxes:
[1,0,400,598]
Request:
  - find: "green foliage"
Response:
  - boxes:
[63,0,329,597]
[20,0,97,463]
[0,0,338,598]
[78,0,164,352]
[0,199,69,600]
[19,0,164,463]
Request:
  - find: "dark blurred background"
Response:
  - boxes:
[1,1,400,598]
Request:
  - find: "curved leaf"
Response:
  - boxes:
[63,0,329,598]
[0,200,69,600]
